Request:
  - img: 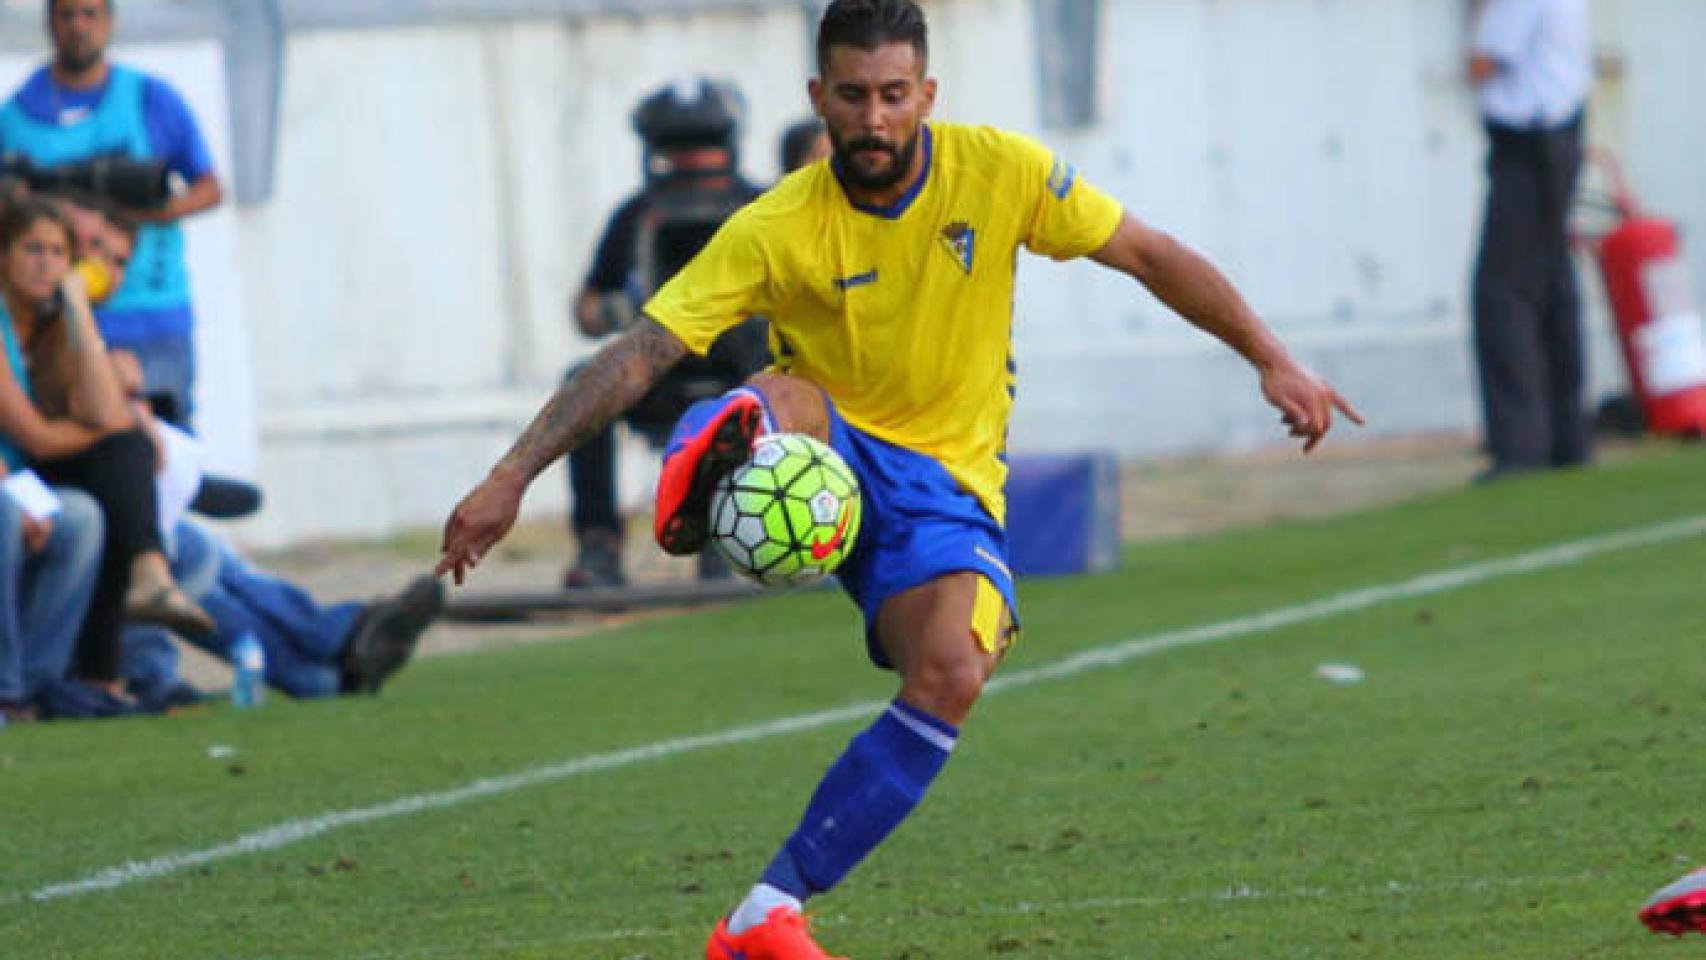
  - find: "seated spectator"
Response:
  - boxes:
[0,196,210,704]
[61,191,262,520]
[124,521,444,704]
[104,353,443,706]
[56,191,132,304]
[0,481,104,724]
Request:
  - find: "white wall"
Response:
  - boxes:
[240,9,816,544]
[1010,0,1488,453]
[10,0,1704,546]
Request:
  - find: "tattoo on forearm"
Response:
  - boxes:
[497,319,686,479]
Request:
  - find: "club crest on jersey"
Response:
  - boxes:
[1047,158,1077,200]
[940,221,976,275]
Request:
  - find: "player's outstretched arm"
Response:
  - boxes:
[436,318,689,583]
[1089,213,1365,452]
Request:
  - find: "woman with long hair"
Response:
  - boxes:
[0,196,210,700]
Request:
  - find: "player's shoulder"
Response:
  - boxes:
[933,121,1055,188]
[730,164,829,233]
[933,121,1050,163]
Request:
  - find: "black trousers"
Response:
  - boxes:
[567,415,622,539]
[1472,114,1590,471]
[38,429,165,682]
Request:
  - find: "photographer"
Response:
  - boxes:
[561,78,768,588]
[0,0,224,428]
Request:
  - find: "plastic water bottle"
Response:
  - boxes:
[230,632,265,709]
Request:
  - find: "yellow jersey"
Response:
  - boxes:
[644,121,1123,522]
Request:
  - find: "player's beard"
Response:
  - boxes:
[834,129,921,192]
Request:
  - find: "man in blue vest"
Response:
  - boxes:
[0,0,224,427]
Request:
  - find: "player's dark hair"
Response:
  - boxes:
[816,0,928,75]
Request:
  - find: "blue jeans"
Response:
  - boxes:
[0,489,103,702]
[124,522,363,699]
[127,333,196,428]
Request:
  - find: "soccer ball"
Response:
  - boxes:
[708,433,862,586]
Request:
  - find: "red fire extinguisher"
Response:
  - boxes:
[1587,149,1706,437]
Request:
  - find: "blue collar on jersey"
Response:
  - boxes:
[834,123,933,220]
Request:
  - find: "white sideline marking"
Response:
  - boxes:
[28,514,1706,904]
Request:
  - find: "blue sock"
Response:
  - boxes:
[760,699,958,899]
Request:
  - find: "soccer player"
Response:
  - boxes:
[438,1,1362,956]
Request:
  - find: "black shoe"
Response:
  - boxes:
[191,474,264,519]
[696,545,735,581]
[1471,463,1538,486]
[341,575,444,695]
[563,530,626,589]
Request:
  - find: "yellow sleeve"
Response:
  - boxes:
[643,207,780,357]
[1007,131,1124,261]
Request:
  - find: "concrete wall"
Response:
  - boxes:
[243,7,822,544]
[3,0,1704,545]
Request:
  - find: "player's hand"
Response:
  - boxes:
[436,468,527,585]
[1260,359,1364,453]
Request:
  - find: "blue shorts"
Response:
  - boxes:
[824,403,1019,669]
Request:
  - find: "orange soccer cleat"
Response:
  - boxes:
[1640,867,1706,935]
[705,907,847,960]
[654,392,765,556]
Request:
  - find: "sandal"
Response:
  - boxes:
[125,584,217,638]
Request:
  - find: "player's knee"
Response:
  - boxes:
[747,372,829,442]
[900,651,988,726]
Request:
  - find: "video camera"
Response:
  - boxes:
[0,153,171,209]
[629,78,754,301]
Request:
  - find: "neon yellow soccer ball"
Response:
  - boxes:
[708,433,862,586]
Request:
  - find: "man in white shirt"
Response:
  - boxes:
[1468,0,1593,480]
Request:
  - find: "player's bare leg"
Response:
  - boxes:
[747,371,831,443]
[876,571,1008,724]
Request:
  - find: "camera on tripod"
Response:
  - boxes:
[0,152,171,209]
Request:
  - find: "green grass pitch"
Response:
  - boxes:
[5,446,1705,959]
